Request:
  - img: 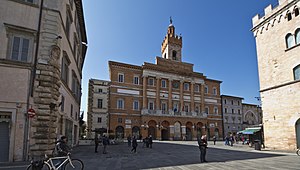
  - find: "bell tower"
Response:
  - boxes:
[161,17,182,62]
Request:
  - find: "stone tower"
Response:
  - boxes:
[161,18,183,62]
[251,0,300,151]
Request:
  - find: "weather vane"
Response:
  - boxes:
[170,16,173,24]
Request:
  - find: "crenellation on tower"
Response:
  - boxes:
[251,0,300,37]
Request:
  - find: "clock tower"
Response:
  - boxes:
[161,17,183,62]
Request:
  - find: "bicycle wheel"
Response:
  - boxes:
[26,162,51,170]
[64,159,84,170]
[297,149,300,156]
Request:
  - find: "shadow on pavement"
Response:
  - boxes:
[71,142,286,169]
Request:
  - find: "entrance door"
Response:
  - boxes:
[148,127,156,139]
[161,129,169,140]
[0,122,9,162]
[296,119,300,148]
[186,127,192,141]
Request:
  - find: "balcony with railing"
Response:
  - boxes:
[141,109,207,118]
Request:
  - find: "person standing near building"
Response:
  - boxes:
[213,136,216,145]
[131,136,138,153]
[198,135,208,163]
[95,135,99,153]
[102,135,109,154]
[127,135,132,147]
[148,135,153,148]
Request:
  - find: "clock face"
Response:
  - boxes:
[172,82,179,88]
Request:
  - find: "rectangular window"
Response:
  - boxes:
[205,86,208,94]
[195,106,199,113]
[148,78,154,86]
[149,101,154,110]
[133,76,139,85]
[161,80,166,88]
[118,73,124,83]
[224,99,227,104]
[117,99,124,109]
[161,103,167,111]
[184,83,189,91]
[98,99,103,109]
[173,103,178,112]
[61,53,70,84]
[205,107,209,114]
[225,108,227,113]
[184,105,189,112]
[133,101,139,110]
[118,118,122,123]
[9,34,34,62]
[98,89,103,93]
[97,117,102,123]
[231,100,234,105]
[214,107,218,114]
[232,109,234,114]
[71,104,73,118]
[66,10,72,40]
[213,88,217,95]
[238,109,240,114]
[194,84,200,92]
[61,96,65,112]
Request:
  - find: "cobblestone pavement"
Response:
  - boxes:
[1,141,300,170]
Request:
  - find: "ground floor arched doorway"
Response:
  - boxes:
[186,127,192,140]
[161,129,169,140]
[132,126,140,139]
[197,128,202,139]
[148,126,156,139]
[115,126,124,139]
[296,119,300,148]
[174,122,182,140]
[214,128,219,139]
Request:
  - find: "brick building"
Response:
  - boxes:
[252,0,300,150]
[108,21,223,141]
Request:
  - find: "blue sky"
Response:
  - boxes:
[80,0,278,115]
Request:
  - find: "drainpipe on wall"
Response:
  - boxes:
[23,0,44,161]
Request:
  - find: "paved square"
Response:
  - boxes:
[1,141,300,170]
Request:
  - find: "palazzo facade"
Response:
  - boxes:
[108,22,223,141]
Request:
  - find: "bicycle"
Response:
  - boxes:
[26,153,84,170]
[297,148,300,156]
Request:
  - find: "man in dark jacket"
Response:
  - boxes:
[102,135,109,154]
[131,136,138,153]
[95,135,99,153]
[197,135,208,163]
[56,136,70,156]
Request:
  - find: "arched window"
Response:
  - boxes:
[295,8,299,17]
[164,53,166,59]
[295,29,300,45]
[294,65,300,80]
[286,33,295,48]
[287,12,292,21]
[172,50,177,60]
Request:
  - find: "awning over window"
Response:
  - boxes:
[238,127,261,135]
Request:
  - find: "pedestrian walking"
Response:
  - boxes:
[127,135,132,147]
[95,135,99,153]
[213,135,216,145]
[197,135,208,163]
[131,136,138,153]
[102,135,109,154]
[145,136,149,148]
[149,135,153,148]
